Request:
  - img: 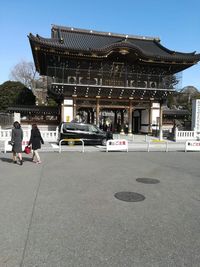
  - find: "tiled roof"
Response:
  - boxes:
[7,106,59,115]
[163,109,190,115]
[29,25,200,62]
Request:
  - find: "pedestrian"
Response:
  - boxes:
[11,121,23,165]
[124,122,129,135]
[28,124,44,164]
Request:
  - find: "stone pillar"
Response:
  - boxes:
[61,99,74,122]
[61,103,64,122]
[14,112,21,123]
[148,101,152,134]
[159,102,163,141]
[128,100,133,135]
[73,98,77,119]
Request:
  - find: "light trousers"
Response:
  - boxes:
[33,150,40,162]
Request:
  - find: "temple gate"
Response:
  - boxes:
[29,25,200,136]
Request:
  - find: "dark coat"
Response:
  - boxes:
[29,128,44,150]
[11,128,23,153]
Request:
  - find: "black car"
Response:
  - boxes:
[58,122,113,145]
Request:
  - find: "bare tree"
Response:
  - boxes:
[10,60,39,89]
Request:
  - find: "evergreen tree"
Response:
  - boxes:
[0,81,35,111]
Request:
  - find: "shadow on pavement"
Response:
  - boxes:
[0,156,33,163]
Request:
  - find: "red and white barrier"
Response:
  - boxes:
[185,140,200,152]
[106,139,128,152]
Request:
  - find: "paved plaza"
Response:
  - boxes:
[0,150,200,267]
[0,135,187,154]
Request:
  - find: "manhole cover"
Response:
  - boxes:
[114,192,145,202]
[136,178,160,184]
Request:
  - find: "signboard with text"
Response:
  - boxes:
[106,139,128,152]
[185,140,200,152]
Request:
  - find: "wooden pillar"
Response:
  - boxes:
[96,98,100,127]
[114,111,118,132]
[159,102,163,141]
[120,110,124,134]
[128,100,133,135]
[61,102,64,122]
[148,101,152,134]
[91,110,95,124]
[121,110,124,124]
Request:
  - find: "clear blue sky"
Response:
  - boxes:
[1,0,200,89]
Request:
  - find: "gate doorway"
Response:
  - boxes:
[133,110,141,133]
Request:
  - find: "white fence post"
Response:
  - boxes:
[56,126,59,140]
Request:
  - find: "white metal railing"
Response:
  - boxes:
[59,138,84,153]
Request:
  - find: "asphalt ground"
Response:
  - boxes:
[0,151,200,267]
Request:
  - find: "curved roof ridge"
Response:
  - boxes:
[155,40,199,56]
[94,41,146,55]
[28,33,57,43]
[51,24,160,42]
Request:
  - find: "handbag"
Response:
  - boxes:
[9,140,14,146]
[24,145,31,154]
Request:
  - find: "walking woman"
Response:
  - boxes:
[11,121,23,165]
[28,124,44,164]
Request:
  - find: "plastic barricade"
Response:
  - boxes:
[106,139,128,152]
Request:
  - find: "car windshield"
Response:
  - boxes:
[89,125,103,133]
[63,123,76,131]
[63,123,104,133]
[76,124,89,131]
